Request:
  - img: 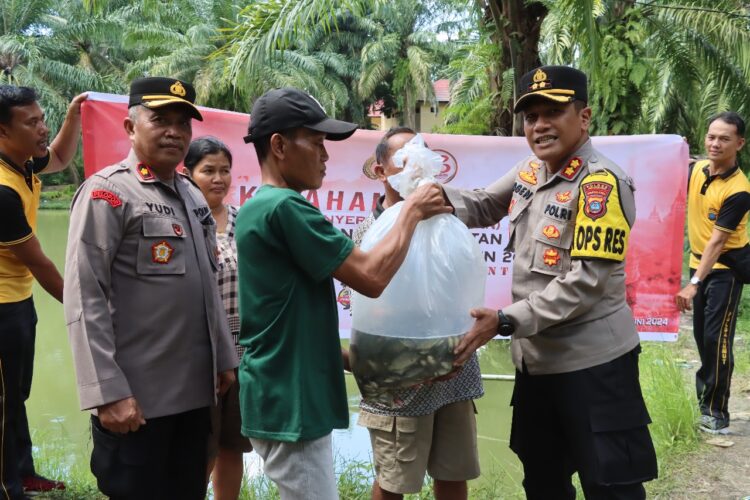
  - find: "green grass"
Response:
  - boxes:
[39,184,77,210]
[31,443,527,499]
[640,345,701,456]
[735,287,750,376]
[29,433,104,499]
[30,345,702,499]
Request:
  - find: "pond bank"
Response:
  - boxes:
[29,338,717,499]
[40,184,76,210]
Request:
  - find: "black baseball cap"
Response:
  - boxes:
[129,77,203,121]
[243,88,357,143]
[514,65,587,113]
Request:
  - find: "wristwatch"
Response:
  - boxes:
[496,310,515,336]
[690,275,702,286]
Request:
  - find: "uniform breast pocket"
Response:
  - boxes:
[530,217,574,276]
[507,196,530,251]
[136,216,186,275]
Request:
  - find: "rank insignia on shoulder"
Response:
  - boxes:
[172,223,184,237]
[519,170,538,185]
[137,163,155,181]
[555,190,572,203]
[542,225,561,240]
[560,157,583,180]
[543,248,561,266]
[151,240,174,264]
[91,189,122,208]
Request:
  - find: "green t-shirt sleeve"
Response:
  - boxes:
[273,194,354,282]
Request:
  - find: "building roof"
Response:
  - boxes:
[368,99,385,118]
[367,80,451,117]
[432,79,450,102]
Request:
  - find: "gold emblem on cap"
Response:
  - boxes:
[532,69,547,83]
[170,81,186,97]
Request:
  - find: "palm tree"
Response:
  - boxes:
[478,0,549,135]
[220,0,387,123]
[439,36,501,135]
[540,0,750,144]
[224,0,457,128]
[1,0,119,184]
[358,0,450,129]
[224,3,372,121]
[82,0,243,111]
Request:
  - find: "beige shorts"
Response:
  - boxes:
[208,373,252,459]
[357,399,480,494]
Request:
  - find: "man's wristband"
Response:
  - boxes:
[690,275,701,286]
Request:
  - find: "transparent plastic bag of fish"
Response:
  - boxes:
[386,134,443,197]
[349,135,486,407]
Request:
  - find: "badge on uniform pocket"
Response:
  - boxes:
[151,241,174,264]
[542,248,561,267]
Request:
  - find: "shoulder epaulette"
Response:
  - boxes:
[94,163,129,179]
[177,169,200,189]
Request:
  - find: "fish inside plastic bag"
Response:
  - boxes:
[350,134,486,407]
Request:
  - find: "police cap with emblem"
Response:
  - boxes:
[243,87,357,143]
[129,77,203,121]
[513,65,588,113]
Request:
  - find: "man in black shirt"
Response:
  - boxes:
[0,85,85,497]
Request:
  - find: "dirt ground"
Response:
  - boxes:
[650,313,750,500]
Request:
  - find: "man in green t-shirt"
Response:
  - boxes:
[236,88,451,500]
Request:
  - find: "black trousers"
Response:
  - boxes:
[0,297,37,500]
[91,406,211,500]
[692,269,743,421]
[510,347,658,500]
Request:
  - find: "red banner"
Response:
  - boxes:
[82,93,689,341]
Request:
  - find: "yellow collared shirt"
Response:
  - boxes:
[687,160,750,269]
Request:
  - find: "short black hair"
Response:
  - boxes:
[375,126,416,164]
[708,111,745,138]
[252,129,297,165]
[0,85,38,125]
[184,136,233,171]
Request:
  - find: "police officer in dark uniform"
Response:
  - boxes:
[64,78,238,499]
[449,66,658,499]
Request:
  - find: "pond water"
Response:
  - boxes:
[29,211,521,488]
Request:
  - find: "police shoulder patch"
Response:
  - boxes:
[91,189,122,208]
[571,169,630,262]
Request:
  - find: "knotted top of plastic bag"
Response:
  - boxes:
[388,134,443,197]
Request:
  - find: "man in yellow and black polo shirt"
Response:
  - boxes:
[0,85,85,498]
[676,111,750,435]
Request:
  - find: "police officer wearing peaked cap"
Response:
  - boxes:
[447,65,658,499]
[64,77,238,499]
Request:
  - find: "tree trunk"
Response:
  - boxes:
[66,162,82,186]
[403,86,416,130]
[484,0,548,136]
